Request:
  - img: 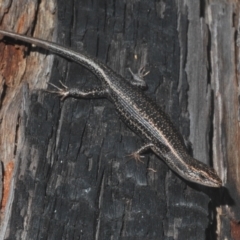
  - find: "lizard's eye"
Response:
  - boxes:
[198,173,206,180]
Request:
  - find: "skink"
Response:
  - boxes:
[0,30,222,187]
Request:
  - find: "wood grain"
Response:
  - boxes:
[0,0,238,239]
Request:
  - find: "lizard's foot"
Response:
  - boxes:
[47,81,69,100]
[128,66,150,89]
[137,66,150,78]
[126,151,145,164]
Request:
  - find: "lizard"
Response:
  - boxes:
[0,29,222,187]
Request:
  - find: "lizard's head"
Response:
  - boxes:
[185,160,222,187]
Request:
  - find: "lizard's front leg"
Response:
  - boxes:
[48,82,108,100]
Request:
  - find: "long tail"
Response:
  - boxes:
[0,30,107,80]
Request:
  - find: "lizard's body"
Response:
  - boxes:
[0,30,222,187]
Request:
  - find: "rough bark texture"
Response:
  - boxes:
[0,0,239,239]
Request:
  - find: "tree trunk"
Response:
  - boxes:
[0,0,238,239]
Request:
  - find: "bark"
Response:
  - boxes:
[0,0,238,239]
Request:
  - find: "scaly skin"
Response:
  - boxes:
[0,30,222,187]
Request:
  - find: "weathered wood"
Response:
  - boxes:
[0,0,238,239]
[206,1,240,239]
